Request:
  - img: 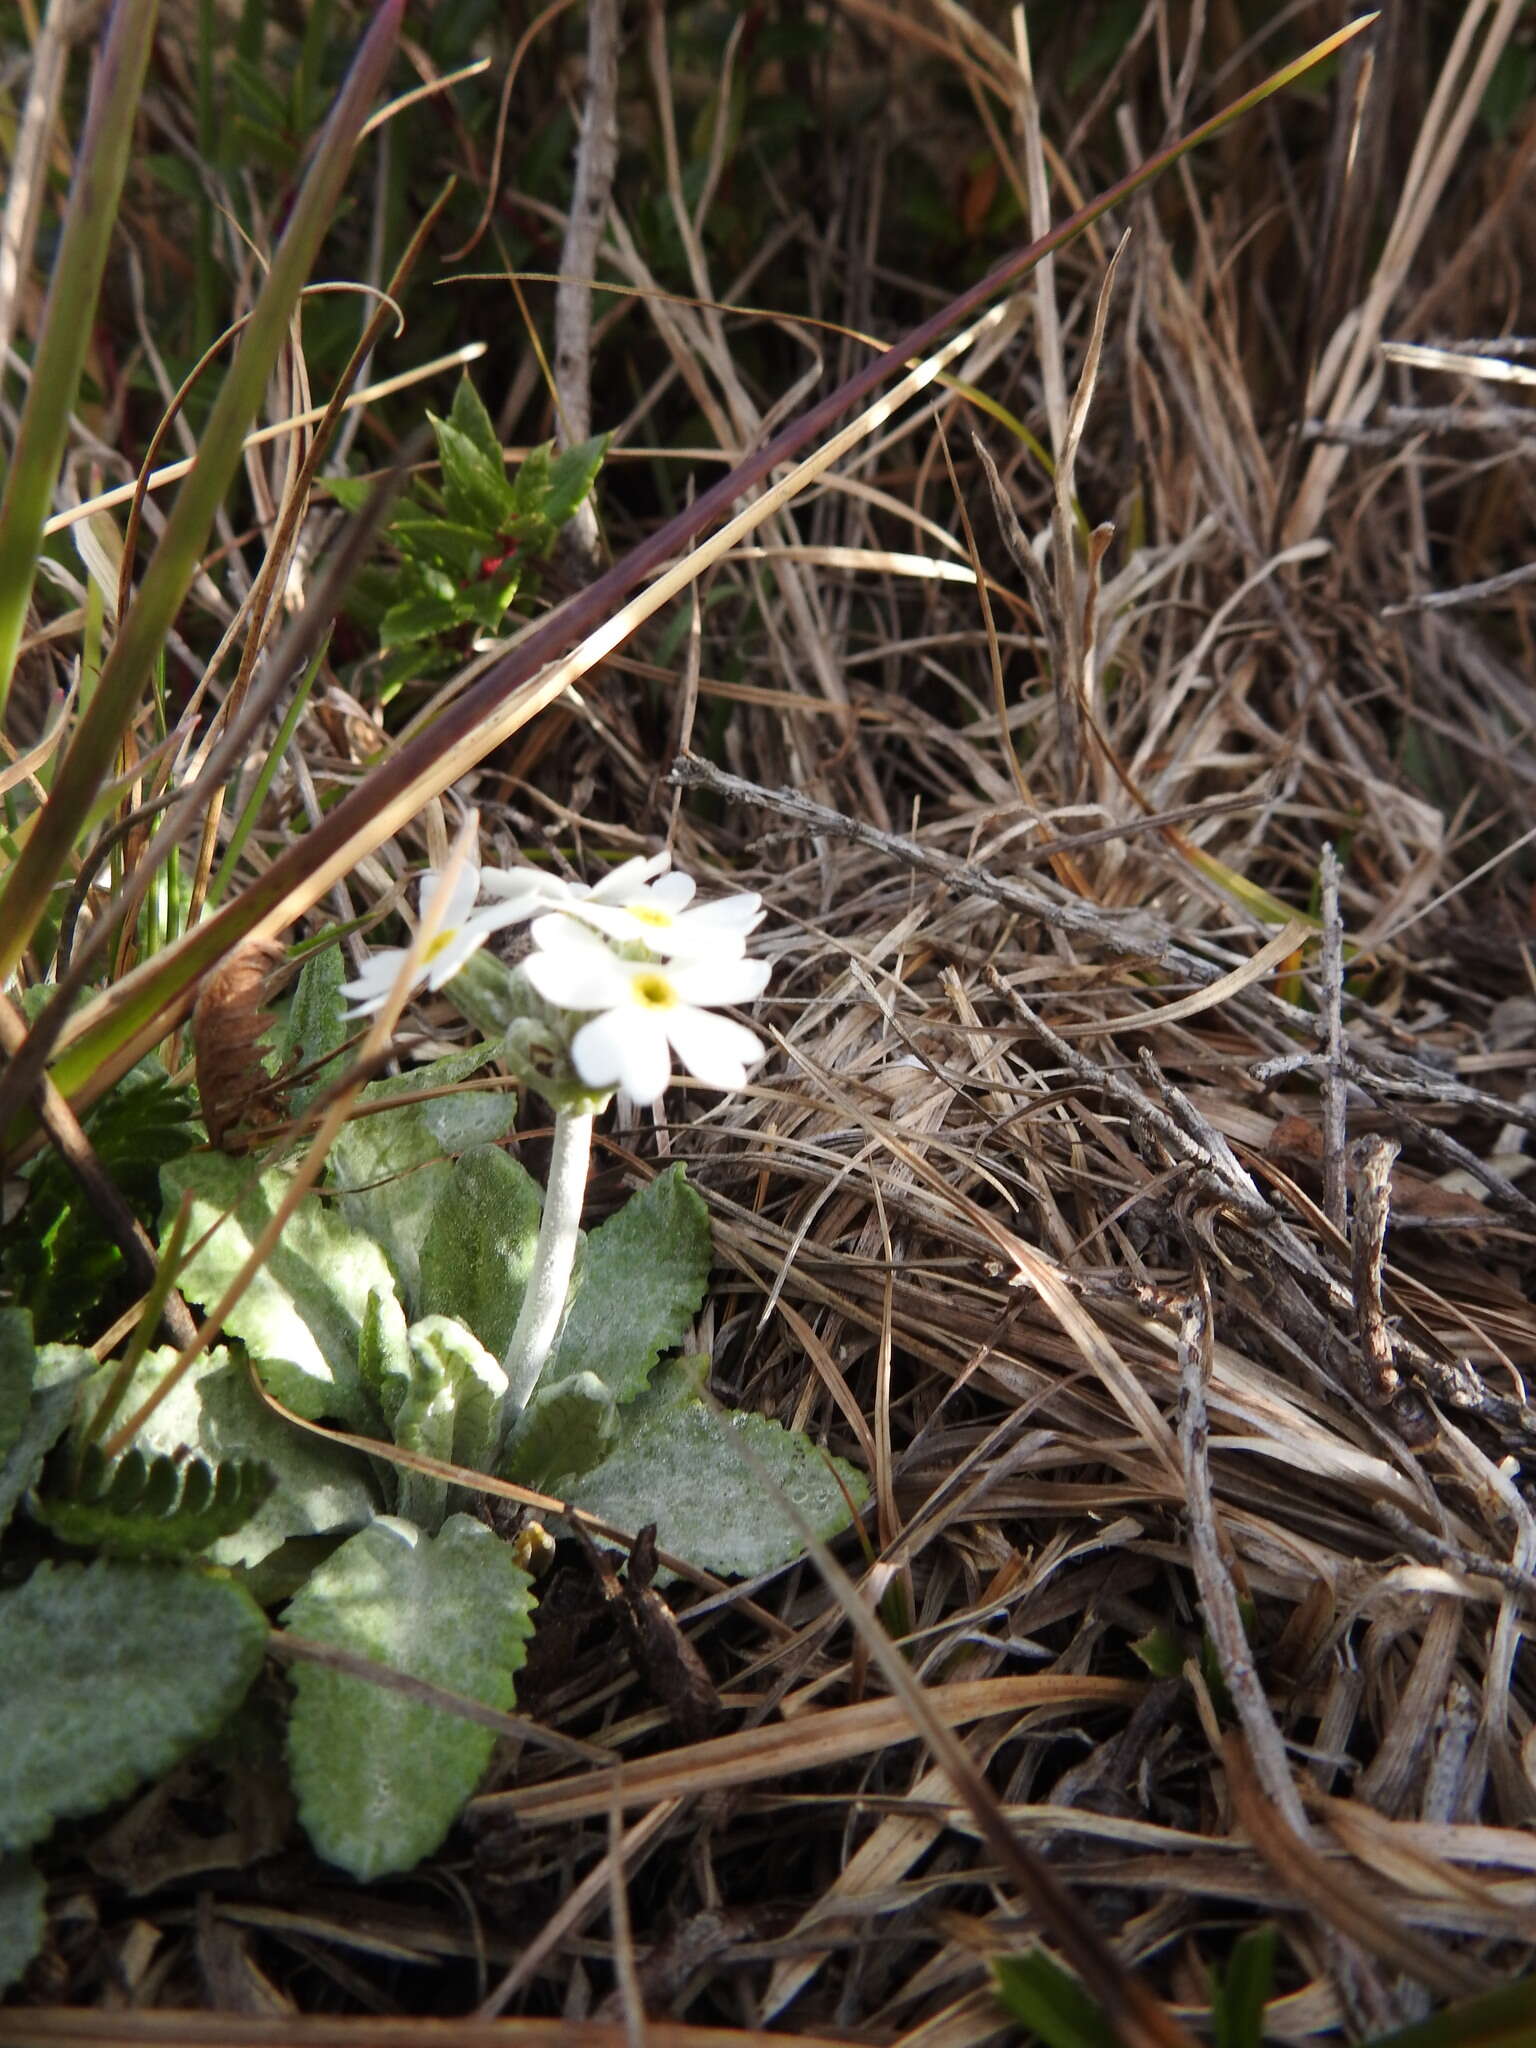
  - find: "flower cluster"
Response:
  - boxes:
[340,849,770,1107]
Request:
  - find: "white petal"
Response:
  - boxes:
[464,895,544,936]
[664,1005,764,1089]
[339,947,417,1014]
[691,891,763,931]
[421,863,479,929]
[573,1008,671,1102]
[556,900,652,946]
[652,897,760,960]
[478,866,570,908]
[684,897,765,929]
[423,926,485,989]
[646,871,697,911]
[529,910,612,954]
[588,850,670,903]
[522,934,631,1010]
[667,954,772,1006]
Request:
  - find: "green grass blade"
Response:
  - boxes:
[207,642,325,907]
[1211,1926,1276,2048]
[0,0,160,721]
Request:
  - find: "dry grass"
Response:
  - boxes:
[8,2,1536,2041]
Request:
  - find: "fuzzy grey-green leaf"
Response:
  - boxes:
[548,1165,711,1404]
[30,1444,276,1559]
[0,1560,266,1850]
[0,1341,94,1539]
[566,1360,868,1579]
[391,1335,454,1531]
[501,1369,618,1491]
[330,1047,517,1308]
[275,944,349,1110]
[416,1146,542,1361]
[283,1514,535,1881]
[79,1347,377,1568]
[164,1153,397,1428]
[409,1315,507,1477]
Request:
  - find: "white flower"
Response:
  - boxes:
[520,915,771,1105]
[482,852,761,961]
[340,862,538,1017]
[564,867,762,960]
[479,850,667,912]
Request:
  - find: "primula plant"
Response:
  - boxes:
[0,840,866,1909]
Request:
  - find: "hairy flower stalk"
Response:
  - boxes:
[501,1102,594,1414]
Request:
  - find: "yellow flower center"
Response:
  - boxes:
[422,928,459,964]
[630,905,672,929]
[633,971,677,1011]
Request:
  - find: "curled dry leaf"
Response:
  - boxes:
[191,938,288,1153]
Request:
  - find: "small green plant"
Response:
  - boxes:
[995,1925,1277,2048]
[991,1917,1536,2046]
[336,374,607,694]
[0,1060,199,1345]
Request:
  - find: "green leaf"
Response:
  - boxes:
[462,566,525,633]
[548,1165,711,1403]
[0,1309,32,1464]
[1129,1625,1184,1678]
[390,1338,455,1532]
[330,1048,519,1307]
[506,438,552,525]
[540,434,607,536]
[565,1359,867,1578]
[0,1854,45,1995]
[2,1065,198,1344]
[447,948,531,1037]
[322,474,372,513]
[501,1369,618,1491]
[1482,44,1534,140]
[0,1338,94,1539]
[30,1443,276,1559]
[76,1347,378,1568]
[163,1153,396,1429]
[380,584,470,651]
[283,1514,535,1879]
[992,1951,1112,2048]
[391,1317,510,1526]
[275,943,350,1111]
[410,1315,507,1478]
[416,1146,542,1362]
[1211,1924,1275,2048]
[0,1559,266,1851]
[389,513,492,576]
[448,373,504,469]
[358,1289,412,1434]
[431,415,513,532]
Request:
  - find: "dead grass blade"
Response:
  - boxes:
[472,1674,1142,1826]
